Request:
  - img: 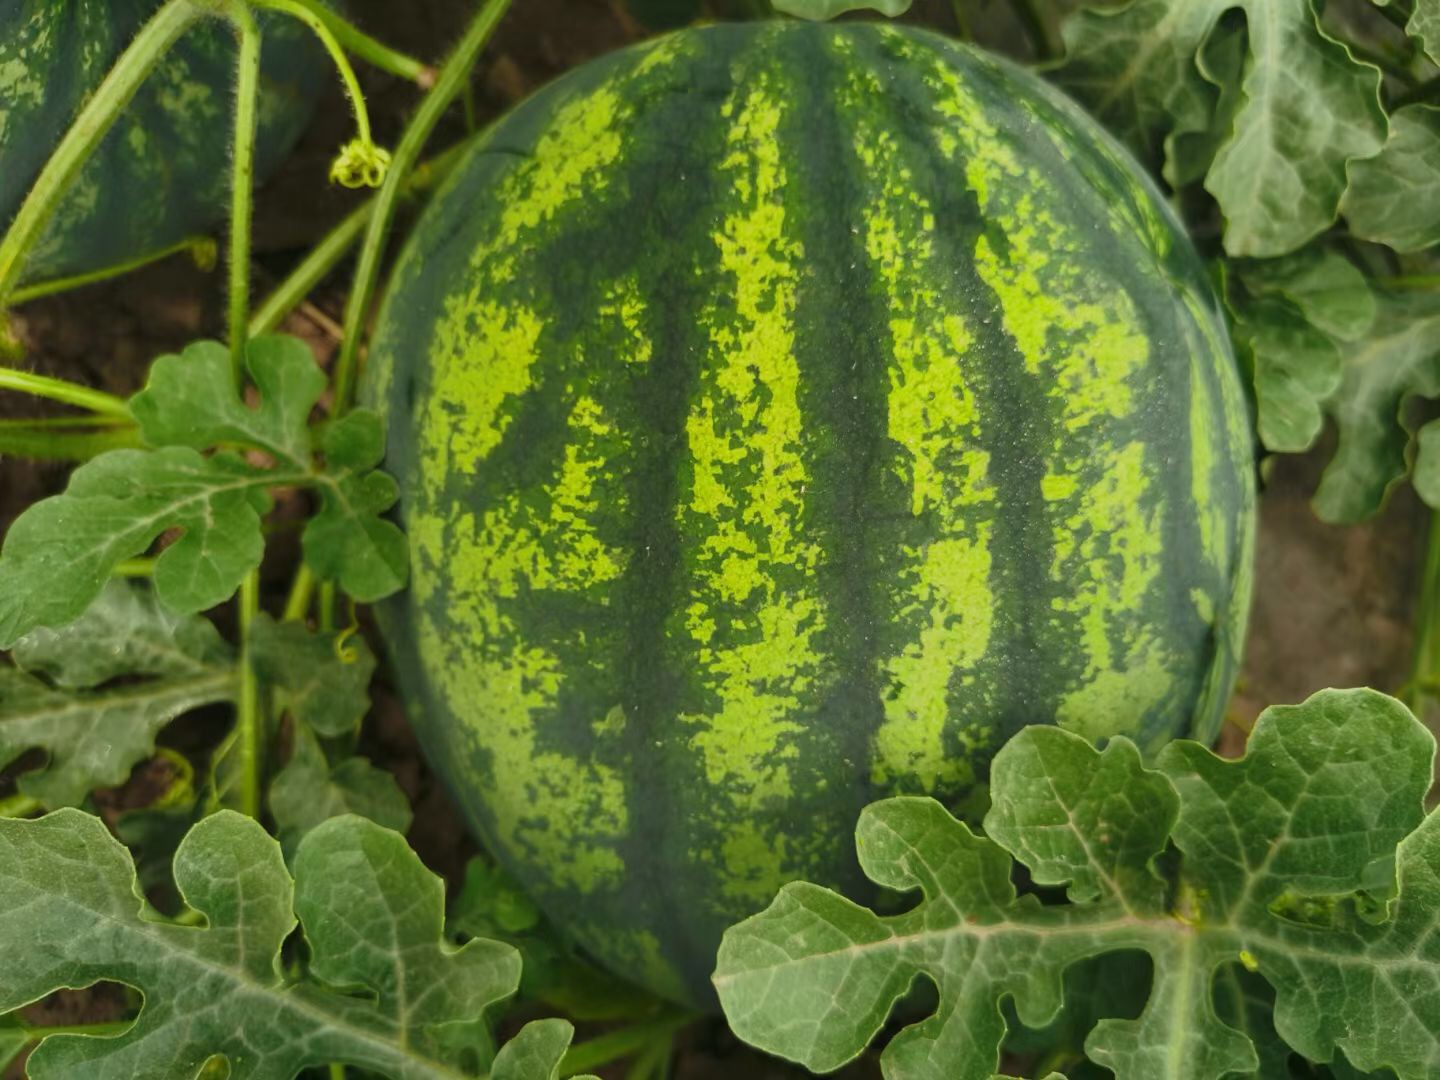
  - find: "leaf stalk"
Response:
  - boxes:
[0,0,204,303]
[10,237,216,306]
[0,368,131,419]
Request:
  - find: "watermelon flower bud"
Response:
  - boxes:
[330,139,392,189]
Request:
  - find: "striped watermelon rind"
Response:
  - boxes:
[0,1,328,284]
[363,22,1256,1006]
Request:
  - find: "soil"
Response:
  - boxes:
[0,1,1428,1078]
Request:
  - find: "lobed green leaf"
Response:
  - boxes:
[0,810,586,1079]
[1312,290,1440,522]
[129,337,324,469]
[492,1018,598,1080]
[0,334,409,645]
[715,689,1439,1080]
[249,613,376,738]
[1055,0,1385,257]
[0,448,274,645]
[1342,105,1440,254]
[1409,0,1440,64]
[303,410,410,602]
[1232,295,1344,454]
[0,581,235,808]
[269,726,411,858]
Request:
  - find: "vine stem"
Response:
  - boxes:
[0,422,142,462]
[1382,273,1440,290]
[227,4,266,823]
[235,572,264,819]
[252,0,377,147]
[228,5,262,385]
[10,237,216,306]
[0,0,204,302]
[331,0,514,413]
[283,563,316,621]
[0,368,131,418]
[949,0,973,41]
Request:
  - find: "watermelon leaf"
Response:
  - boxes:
[10,576,232,688]
[0,810,577,1079]
[0,335,408,646]
[1054,0,1385,257]
[269,726,412,858]
[492,1018,599,1080]
[1312,290,1440,522]
[0,447,276,645]
[1,580,235,809]
[303,409,410,602]
[130,336,325,469]
[772,0,912,20]
[715,688,1439,1080]
[1231,296,1343,454]
[249,613,376,738]
[1341,104,1440,254]
[1407,0,1440,63]
[1224,243,1376,458]
[450,853,665,1021]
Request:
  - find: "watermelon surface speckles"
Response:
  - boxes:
[363,22,1256,1006]
[0,1,326,283]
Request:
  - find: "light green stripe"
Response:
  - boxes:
[677,68,822,906]
[900,28,1172,739]
[1188,334,1227,587]
[832,36,993,793]
[409,44,689,893]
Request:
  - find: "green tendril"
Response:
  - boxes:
[330,139,393,189]
[333,600,362,662]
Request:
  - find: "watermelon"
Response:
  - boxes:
[363,21,1256,1006]
[0,1,328,284]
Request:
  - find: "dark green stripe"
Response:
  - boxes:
[851,26,1065,762]
[951,39,1220,748]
